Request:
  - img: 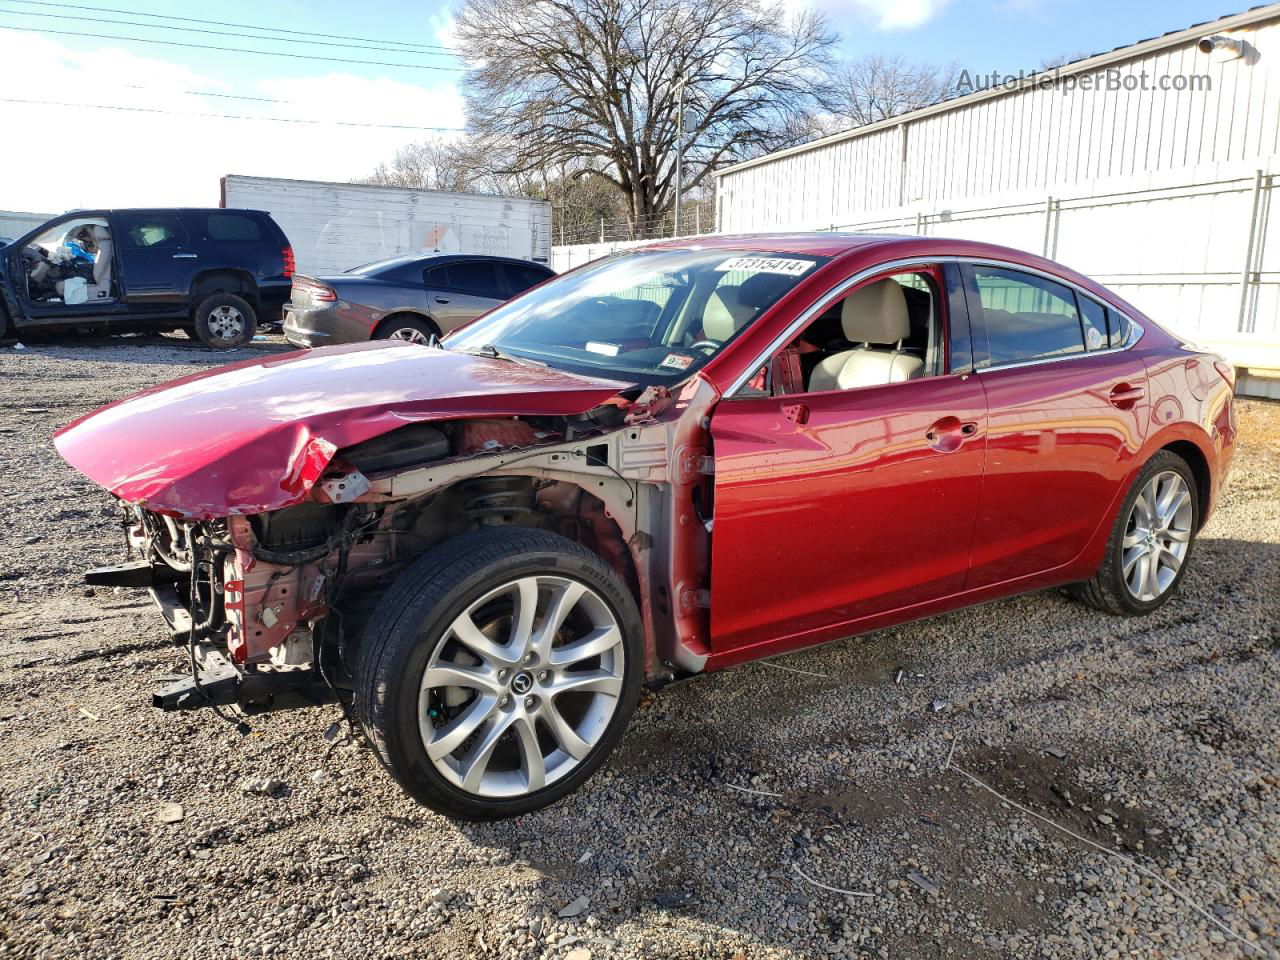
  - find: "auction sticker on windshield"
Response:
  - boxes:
[715,256,815,277]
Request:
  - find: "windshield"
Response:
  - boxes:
[446,248,829,385]
[346,255,421,277]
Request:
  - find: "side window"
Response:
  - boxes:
[205,213,261,242]
[972,267,1084,367]
[448,260,501,296]
[1108,309,1131,348]
[118,215,188,249]
[425,265,450,288]
[504,263,552,295]
[1078,295,1109,351]
[745,268,944,396]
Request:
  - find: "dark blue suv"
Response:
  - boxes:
[0,208,293,348]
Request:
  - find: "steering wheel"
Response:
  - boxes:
[686,339,721,355]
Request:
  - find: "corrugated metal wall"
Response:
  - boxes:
[0,210,54,239]
[719,17,1280,231]
[712,11,1280,371]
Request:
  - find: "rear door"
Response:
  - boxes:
[707,263,989,660]
[961,263,1149,589]
[115,212,194,312]
[424,260,505,332]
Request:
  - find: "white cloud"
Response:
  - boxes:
[0,31,466,215]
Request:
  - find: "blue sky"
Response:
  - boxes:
[0,0,1244,213]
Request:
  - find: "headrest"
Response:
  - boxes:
[841,278,909,344]
[704,285,752,341]
[91,225,111,242]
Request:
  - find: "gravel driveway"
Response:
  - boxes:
[1,335,1276,959]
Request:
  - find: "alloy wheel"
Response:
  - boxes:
[207,305,245,341]
[389,327,431,344]
[1121,470,1193,602]
[418,575,625,798]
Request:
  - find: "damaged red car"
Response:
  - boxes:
[55,233,1236,820]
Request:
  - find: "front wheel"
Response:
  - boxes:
[192,293,256,348]
[1071,450,1199,615]
[353,527,643,820]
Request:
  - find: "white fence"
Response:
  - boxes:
[554,159,1280,386]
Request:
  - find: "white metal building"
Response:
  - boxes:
[713,4,1280,394]
[0,210,53,239]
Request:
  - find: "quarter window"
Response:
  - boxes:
[1078,295,1109,351]
[118,214,188,249]
[1108,309,1131,348]
[204,213,261,241]
[973,267,1084,366]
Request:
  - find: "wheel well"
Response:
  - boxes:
[1160,440,1211,528]
[373,312,439,339]
[191,269,258,307]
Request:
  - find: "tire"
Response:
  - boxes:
[1070,450,1200,616]
[192,293,256,349]
[353,526,644,820]
[374,315,438,345]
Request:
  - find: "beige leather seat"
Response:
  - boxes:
[808,278,924,391]
[85,225,113,301]
[702,285,755,342]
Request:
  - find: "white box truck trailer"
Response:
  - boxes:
[220,175,552,277]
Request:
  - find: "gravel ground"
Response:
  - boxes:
[0,334,1277,960]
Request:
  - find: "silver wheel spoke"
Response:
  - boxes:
[510,578,539,655]
[1164,526,1191,543]
[1123,528,1145,549]
[550,669,623,698]
[1128,551,1151,598]
[1143,549,1163,599]
[549,625,622,668]
[1122,545,1145,576]
[543,701,591,760]
[512,715,545,791]
[426,695,498,761]
[531,581,586,657]
[459,712,515,792]
[424,663,503,697]
[450,611,520,666]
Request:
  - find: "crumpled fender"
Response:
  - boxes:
[54,341,630,520]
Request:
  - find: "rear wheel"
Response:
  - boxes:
[1071,451,1199,615]
[353,527,643,820]
[375,316,437,345]
[193,293,256,349]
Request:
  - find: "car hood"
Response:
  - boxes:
[54,341,631,519]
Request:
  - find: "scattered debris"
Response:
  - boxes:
[76,707,101,721]
[155,803,184,824]
[790,864,873,898]
[20,407,48,413]
[906,870,940,897]
[894,668,905,685]
[309,769,328,785]
[241,776,285,796]
[726,782,783,799]
[1045,745,1068,760]
[929,699,949,714]
[576,850,593,864]
[558,894,590,918]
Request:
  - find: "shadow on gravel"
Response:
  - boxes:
[4,331,295,366]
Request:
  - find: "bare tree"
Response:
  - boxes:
[355,138,475,192]
[824,54,961,129]
[454,0,836,237]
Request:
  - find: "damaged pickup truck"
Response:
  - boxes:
[55,234,1233,819]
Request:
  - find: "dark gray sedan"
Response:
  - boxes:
[282,253,554,348]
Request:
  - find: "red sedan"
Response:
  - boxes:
[55,233,1236,820]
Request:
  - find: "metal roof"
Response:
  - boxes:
[716,3,1280,178]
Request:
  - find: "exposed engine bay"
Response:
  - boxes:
[92,381,718,714]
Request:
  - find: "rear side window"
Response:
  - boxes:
[972,267,1084,366]
[503,263,552,295]
[1078,295,1109,351]
[205,213,261,242]
[118,214,188,249]
[1108,309,1131,347]
[425,261,503,296]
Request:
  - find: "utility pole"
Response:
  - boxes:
[673,77,685,238]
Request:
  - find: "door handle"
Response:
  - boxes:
[171,253,197,259]
[434,296,450,304]
[782,402,809,425]
[925,416,978,451]
[1108,383,1145,408]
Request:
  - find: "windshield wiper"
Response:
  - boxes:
[456,343,545,367]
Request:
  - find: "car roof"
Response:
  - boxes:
[641,232,909,257]
[57,208,272,216]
